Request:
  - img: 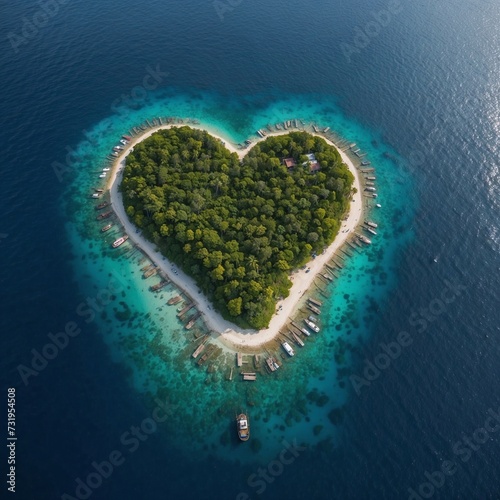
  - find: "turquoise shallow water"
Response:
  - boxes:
[63,89,415,463]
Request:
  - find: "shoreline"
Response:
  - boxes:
[107,122,364,349]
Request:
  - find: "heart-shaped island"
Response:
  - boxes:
[112,125,360,336]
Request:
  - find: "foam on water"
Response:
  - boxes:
[62,88,415,464]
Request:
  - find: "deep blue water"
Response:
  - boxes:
[1,0,500,499]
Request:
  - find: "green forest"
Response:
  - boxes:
[120,127,354,328]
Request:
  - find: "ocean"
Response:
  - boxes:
[1,0,499,499]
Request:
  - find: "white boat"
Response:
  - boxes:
[365,221,378,228]
[102,168,110,172]
[282,341,295,357]
[112,235,129,248]
[266,357,280,372]
[92,193,100,198]
[300,327,311,337]
[376,203,382,208]
[119,139,128,145]
[99,173,107,178]
[304,319,320,333]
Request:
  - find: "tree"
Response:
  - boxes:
[227,297,242,316]
[121,127,353,329]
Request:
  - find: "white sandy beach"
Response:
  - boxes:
[107,123,363,349]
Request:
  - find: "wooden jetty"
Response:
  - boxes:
[177,303,194,318]
[197,345,215,366]
[237,352,243,367]
[241,372,257,381]
[253,354,260,369]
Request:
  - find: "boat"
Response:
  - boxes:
[292,332,305,347]
[357,234,372,245]
[376,203,382,208]
[167,295,182,305]
[308,315,319,323]
[266,357,280,372]
[112,235,128,248]
[185,312,201,330]
[96,211,112,220]
[150,280,168,292]
[365,220,378,228]
[365,186,376,192]
[177,303,194,318]
[113,146,123,151]
[365,227,377,236]
[323,127,330,133]
[361,161,371,166]
[308,303,321,315]
[99,174,107,178]
[95,202,108,210]
[122,135,132,141]
[101,224,112,232]
[299,326,311,337]
[143,267,158,279]
[102,168,110,172]
[366,176,376,180]
[304,319,320,333]
[282,341,295,357]
[308,297,323,307]
[236,413,250,441]
[119,139,128,145]
[92,193,100,199]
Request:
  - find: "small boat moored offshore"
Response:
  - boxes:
[266,357,280,372]
[101,224,112,232]
[167,295,182,305]
[304,319,320,333]
[236,413,250,442]
[112,235,129,248]
[96,211,113,220]
[282,341,295,357]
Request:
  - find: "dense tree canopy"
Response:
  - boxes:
[120,127,354,328]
